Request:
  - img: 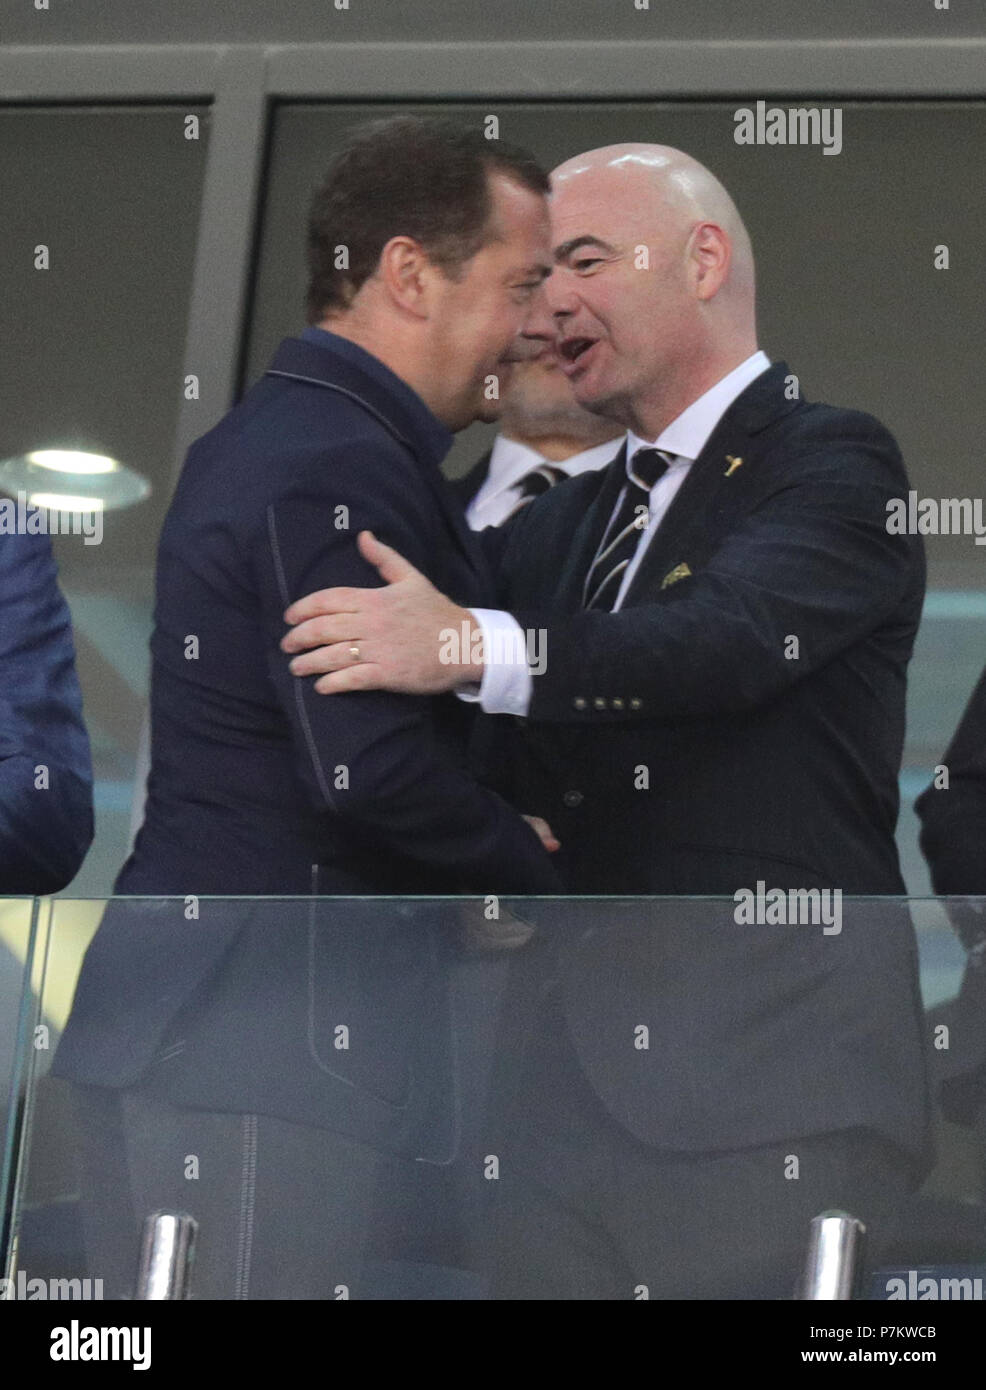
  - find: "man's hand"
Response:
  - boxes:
[281,530,482,695]
[522,814,561,853]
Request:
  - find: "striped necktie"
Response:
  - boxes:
[583,448,674,610]
[502,463,568,521]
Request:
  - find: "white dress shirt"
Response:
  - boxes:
[465,434,623,530]
[464,350,771,717]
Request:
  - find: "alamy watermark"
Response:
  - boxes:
[0,489,102,544]
[886,1270,984,1300]
[734,880,843,935]
[734,101,843,156]
[886,492,986,546]
[439,620,547,676]
[1,1270,104,1299]
[49,1320,151,1370]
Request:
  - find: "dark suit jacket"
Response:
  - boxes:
[53,331,560,1130]
[476,361,932,1166]
[0,526,93,892]
[122,331,558,898]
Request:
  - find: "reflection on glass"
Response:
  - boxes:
[2,896,984,1300]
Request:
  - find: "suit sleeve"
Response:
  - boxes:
[916,667,986,894]
[505,426,922,724]
[0,530,94,892]
[257,444,562,895]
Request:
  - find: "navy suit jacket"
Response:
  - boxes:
[53,331,560,1117]
[0,525,93,893]
[482,361,924,896]
[116,330,559,898]
[475,362,933,1165]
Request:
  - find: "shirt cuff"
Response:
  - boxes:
[455,608,533,716]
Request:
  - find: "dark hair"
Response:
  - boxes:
[304,116,550,321]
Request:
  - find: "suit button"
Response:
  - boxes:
[563,790,584,808]
[593,696,607,710]
[573,696,587,710]
[612,697,625,710]
[630,697,643,710]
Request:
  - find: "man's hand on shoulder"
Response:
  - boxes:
[282,530,481,694]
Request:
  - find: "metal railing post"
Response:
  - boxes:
[135,1211,198,1300]
[799,1210,866,1300]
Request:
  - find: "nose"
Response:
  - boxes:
[521,274,577,346]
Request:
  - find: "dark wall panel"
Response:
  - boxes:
[2,0,981,46]
[1,105,209,575]
[0,105,209,893]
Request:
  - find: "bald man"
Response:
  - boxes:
[282,145,930,1298]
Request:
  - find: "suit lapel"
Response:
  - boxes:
[621,361,799,606]
[621,443,735,605]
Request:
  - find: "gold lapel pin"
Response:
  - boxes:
[661,562,692,590]
[724,455,744,477]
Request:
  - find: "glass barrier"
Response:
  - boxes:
[0,897,40,1258]
[3,895,986,1301]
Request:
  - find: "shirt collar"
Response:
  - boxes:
[300,324,454,467]
[481,432,624,505]
[626,349,771,469]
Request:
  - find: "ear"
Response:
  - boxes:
[376,235,439,320]
[689,221,731,302]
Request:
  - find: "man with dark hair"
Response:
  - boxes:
[53,115,560,1299]
[60,112,558,899]
[305,115,551,324]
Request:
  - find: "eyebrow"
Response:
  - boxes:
[553,235,619,262]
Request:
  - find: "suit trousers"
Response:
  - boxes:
[488,986,917,1300]
[67,1083,475,1300]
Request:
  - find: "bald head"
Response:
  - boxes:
[551,143,755,305]
[525,143,759,437]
